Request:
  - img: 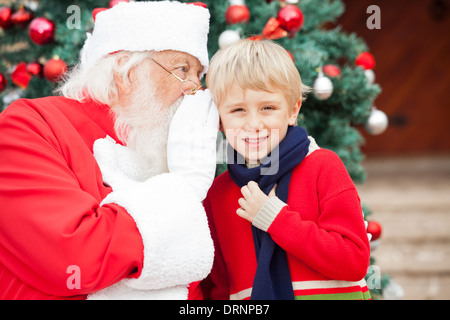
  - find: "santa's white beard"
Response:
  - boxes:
[112,86,182,180]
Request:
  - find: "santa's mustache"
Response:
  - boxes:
[111,90,182,180]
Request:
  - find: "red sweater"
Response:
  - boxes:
[202,149,371,300]
[0,96,203,299]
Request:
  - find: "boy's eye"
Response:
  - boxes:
[231,107,244,113]
[262,105,275,110]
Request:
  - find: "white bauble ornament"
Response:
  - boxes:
[369,238,381,250]
[2,88,24,106]
[313,71,333,100]
[218,30,241,49]
[365,69,375,84]
[24,0,40,11]
[365,107,388,135]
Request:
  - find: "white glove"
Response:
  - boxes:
[93,136,145,191]
[167,89,219,201]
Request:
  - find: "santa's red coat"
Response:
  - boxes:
[0,96,211,299]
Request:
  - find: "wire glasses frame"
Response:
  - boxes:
[151,58,203,95]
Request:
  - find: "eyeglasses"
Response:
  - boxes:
[151,58,203,96]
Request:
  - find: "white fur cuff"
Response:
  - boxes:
[101,172,214,291]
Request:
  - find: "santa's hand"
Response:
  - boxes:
[93,136,140,191]
[167,89,219,201]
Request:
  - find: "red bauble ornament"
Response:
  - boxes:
[27,61,43,77]
[367,220,382,241]
[0,72,7,92]
[28,17,55,45]
[11,7,34,28]
[43,57,68,82]
[0,6,13,29]
[323,64,341,78]
[225,5,250,25]
[108,0,129,8]
[355,52,375,70]
[277,5,304,34]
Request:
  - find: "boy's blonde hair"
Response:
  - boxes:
[206,39,310,108]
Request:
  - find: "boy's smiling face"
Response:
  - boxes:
[219,83,301,164]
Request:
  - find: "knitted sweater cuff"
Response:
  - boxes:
[252,196,286,232]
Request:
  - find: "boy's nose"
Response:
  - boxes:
[245,115,263,130]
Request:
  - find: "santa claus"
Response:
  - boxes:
[0,1,217,299]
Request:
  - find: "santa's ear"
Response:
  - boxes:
[114,72,132,95]
[113,54,135,95]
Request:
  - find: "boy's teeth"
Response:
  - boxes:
[246,137,266,142]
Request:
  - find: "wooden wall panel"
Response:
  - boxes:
[338,0,450,155]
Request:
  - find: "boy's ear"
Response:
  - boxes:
[219,119,224,132]
[288,99,302,126]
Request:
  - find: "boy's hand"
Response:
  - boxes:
[237,181,276,223]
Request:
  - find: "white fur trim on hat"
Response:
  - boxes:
[80,1,210,76]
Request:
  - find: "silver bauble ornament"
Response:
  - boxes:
[229,0,245,5]
[383,279,404,300]
[218,30,241,49]
[2,88,24,106]
[369,238,381,250]
[365,107,388,135]
[365,69,375,84]
[313,71,333,100]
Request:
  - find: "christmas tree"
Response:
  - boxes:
[0,0,395,299]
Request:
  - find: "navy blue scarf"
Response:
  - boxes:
[227,126,310,300]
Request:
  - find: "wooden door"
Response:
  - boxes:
[338,0,450,155]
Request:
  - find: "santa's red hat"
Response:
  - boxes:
[80,1,210,76]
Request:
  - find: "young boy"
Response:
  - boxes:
[201,39,371,300]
